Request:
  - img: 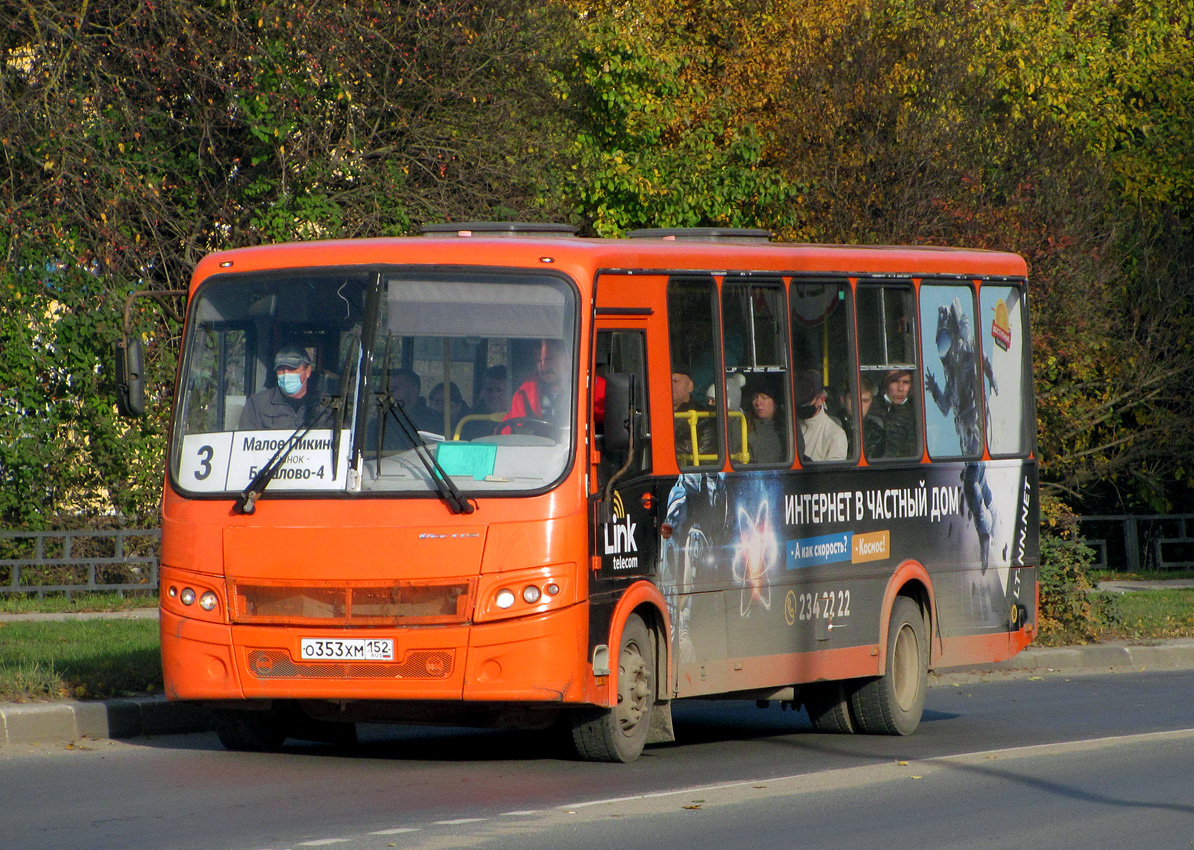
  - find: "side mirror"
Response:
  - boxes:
[115,338,145,417]
[602,373,635,453]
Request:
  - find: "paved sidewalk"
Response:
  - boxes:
[0,608,158,623]
[4,603,1194,746]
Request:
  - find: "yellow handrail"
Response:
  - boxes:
[674,410,751,465]
[452,412,504,440]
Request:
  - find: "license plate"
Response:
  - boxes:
[300,638,394,661]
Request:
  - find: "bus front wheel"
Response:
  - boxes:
[850,596,928,736]
[212,708,288,752]
[571,613,654,763]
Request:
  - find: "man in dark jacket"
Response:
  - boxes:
[238,344,321,430]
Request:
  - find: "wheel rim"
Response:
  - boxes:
[891,623,921,712]
[616,640,651,736]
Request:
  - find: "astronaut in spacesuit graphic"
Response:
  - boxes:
[925,298,999,571]
[659,473,727,662]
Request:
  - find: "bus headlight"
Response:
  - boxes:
[199,591,219,612]
[180,587,196,606]
[475,564,576,623]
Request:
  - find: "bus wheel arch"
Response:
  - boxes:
[603,581,672,705]
[878,561,936,674]
[572,585,671,762]
[572,611,656,761]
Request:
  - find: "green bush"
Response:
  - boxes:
[1037,494,1121,644]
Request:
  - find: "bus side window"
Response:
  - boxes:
[857,283,920,460]
[667,278,722,469]
[790,281,853,464]
[722,279,790,466]
[920,284,983,459]
[182,322,252,434]
[979,284,1030,457]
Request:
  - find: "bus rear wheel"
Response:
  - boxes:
[571,613,654,763]
[850,596,928,736]
[803,681,857,733]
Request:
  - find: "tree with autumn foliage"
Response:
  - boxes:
[1,0,576,525]
[2,0,1193,527]
[562,0,1194,511]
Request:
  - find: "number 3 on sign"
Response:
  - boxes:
[194,445,214,480]
[178,433,234,492]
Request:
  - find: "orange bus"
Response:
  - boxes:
[126,223,1038,761]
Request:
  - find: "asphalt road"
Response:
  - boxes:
[3,667,1192,850]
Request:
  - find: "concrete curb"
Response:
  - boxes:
[973,638,1194,673]
[4,639,1194,745]
[0,695,211,746]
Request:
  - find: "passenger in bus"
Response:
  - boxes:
[840,377,887,459]
[505,339,567,428]
[429,382,471,421]
[876,369,918,457]
[458,366,511,440]
[238,344,322,430]
[795,369,847,462]
[672,369,715,461]
[745,375,785,464]
[387,368,439,433]
[476,366,511,415]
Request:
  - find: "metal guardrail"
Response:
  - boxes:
[1,515,1188,595]
[1077,515,1194,573]
[0,528,159,597]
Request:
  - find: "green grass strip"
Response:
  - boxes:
[0,619,161,702]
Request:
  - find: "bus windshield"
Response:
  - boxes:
[171,267,577,498]
[358,271,576,495]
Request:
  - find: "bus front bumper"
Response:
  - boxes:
[160,603,594,705]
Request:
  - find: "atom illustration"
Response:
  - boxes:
[732,499,778,616]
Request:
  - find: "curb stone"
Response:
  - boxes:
[0,695,212,745]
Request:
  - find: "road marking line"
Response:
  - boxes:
[558,727,1194,811]
[369,828,421,835]
[297,840,351,846]
[501,810,542,816]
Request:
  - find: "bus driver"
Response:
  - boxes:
[239,344,321,430]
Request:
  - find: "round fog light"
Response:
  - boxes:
[180,587,196,606]
[496,589,516,609]
[199,591,218,612]
[522,585,542,604]
[545,583,560,596]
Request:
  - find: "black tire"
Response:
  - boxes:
[571,613,655,762]
[212,708,288,752]
[850,596,928,736]
[802,681,857,733]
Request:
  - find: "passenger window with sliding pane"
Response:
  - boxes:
[857,284,919,460]
[790,281,853,464]
[920,285,983,459]
[667,278,722,469]
[723,280,790,466]
[980,285,1030,457]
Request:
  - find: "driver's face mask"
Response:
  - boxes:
[277,372,304,395]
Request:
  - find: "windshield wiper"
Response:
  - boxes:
[236,400,335,515]
[378,394,474,515]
